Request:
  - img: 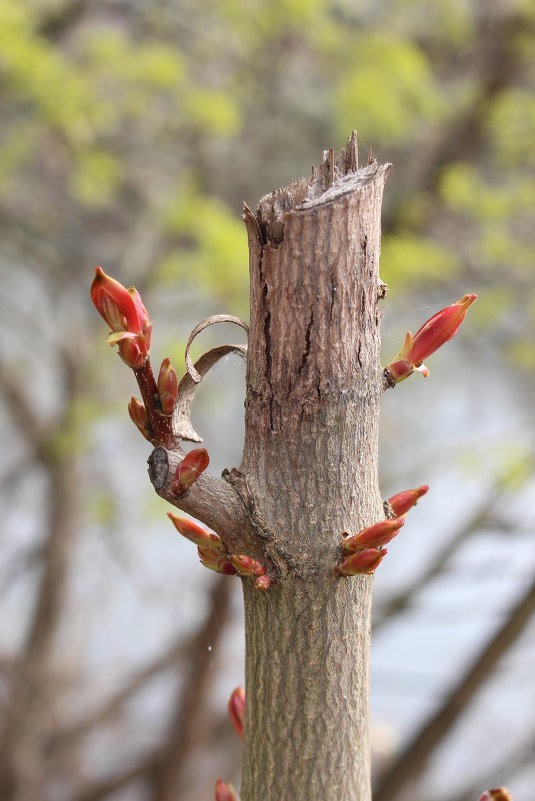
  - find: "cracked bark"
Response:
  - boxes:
[149,138,390,801]
[239,149,389,801]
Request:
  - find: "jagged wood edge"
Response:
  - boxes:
[185,314,249,383]
[174,344,247,442]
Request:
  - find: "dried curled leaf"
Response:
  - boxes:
[173,315,249,442]
[185,314,249,383]
[174,344,247,442]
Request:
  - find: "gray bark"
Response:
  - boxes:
[239,149,390,801]
[150,139,391,801]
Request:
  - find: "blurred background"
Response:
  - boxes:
[0,0,534,800]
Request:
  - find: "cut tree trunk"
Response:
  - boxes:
[149,139,391,801]
[238,145,390,801]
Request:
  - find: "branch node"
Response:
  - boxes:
[382,366,396,391]
[383,500,395,520]
[377,281,388,300]
[147,446,171,491]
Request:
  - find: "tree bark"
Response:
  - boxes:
[238,146,390,801]
[149,139,391,801]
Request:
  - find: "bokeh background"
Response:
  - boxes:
[0,1,534,800]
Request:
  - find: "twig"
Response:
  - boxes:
[134,360,177,450]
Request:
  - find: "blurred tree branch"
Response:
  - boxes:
[47,631,191,755]
[373,578,535,801]
[446,732,535,801]
[38,0,88,40]
[0,355,82,799]
[384,8,532,231]
[150,576,232,801]
[68,575,232,801]
[0,371,51,462]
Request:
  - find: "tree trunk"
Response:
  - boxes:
[149,140,391,801]
[238,145,391,801]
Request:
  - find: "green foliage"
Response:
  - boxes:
[79,29,185,109]
[158,182,249,308]
[0,126,36,188]
[182,89,241,136]
[336,34,443,145]
[380,232,459,288]
[69,149,123,207]
[388,0,475,45]
[495,446,535,490]
[85,489,118,526]
[44,397,100,461]
[488,90,535,168]
[467,287,514,329]
[220,0,331,40]
[439,162,535,288]
[440,163,535,221]
[0,2,98,138]
[507,338,535,372]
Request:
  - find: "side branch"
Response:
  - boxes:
[148,447,258,556]
[134,361,176,449]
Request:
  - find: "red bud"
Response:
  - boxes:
[198,546,236,575]
[172,448,210,492]
[230,554,267,577]
[116,335,144,369]
[254,574,272,591]
[167,513,224,552]
[343,518,404,553]
[386,294,477,382]
[228,687,245,739]
[478,790,512,801]
[215,779,239,801]
[128,397,152,441]
[337,548,386,575]
[91,267,151,368]
[388,485,429,517]
[158,357,178,415]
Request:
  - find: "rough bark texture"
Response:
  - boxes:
[149,139,391,801]
[242,578,373,800]
[238,149,390,801]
